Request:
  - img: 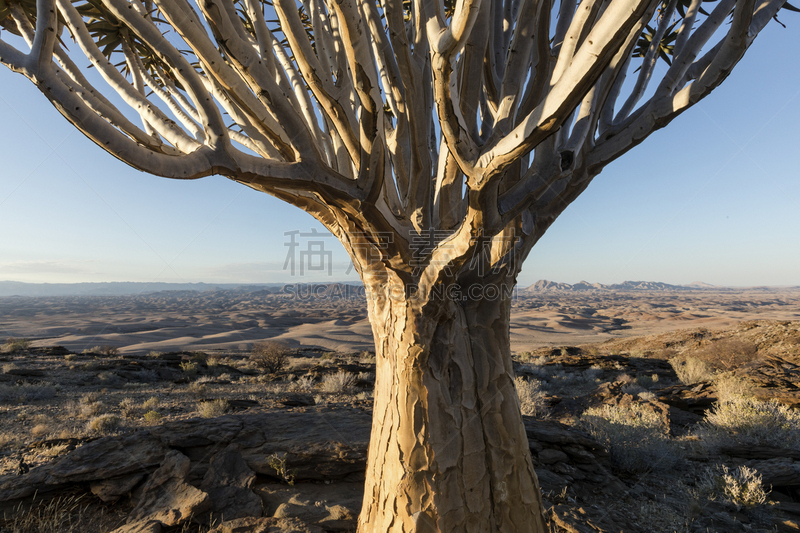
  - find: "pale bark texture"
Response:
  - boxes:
[362,274,546,531]
[0,0,793,530]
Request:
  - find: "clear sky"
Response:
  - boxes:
[1,20,798,288]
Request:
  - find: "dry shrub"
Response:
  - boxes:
[691,338,759,371]
[0,433,20,450]
[514,377,550,417]
[86,414,121,434]
[198,399,229,418]
[141,396,159,410]
[713,372,754,403]
[82,345,118,356]
[179,361,199,376]
[143,410,162,423]
[293,375,316,392]
[119,398,137,418]
[0,383,57,403]
[698,464,770,511]
[698,396,800,451]
[321,371,355,393]
[669,356,713,384]
[580,403,683,474]
[1,338,30,353]
[250,341,290,373]
[30,424,50,438]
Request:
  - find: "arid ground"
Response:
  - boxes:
[2,283,800,532]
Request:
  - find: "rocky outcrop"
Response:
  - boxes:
[127,450,210,526]
[525,419,626,499]
[1,407,626,531]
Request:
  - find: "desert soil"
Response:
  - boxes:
[1,286,800,532]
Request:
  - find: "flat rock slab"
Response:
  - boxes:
[0,409,372,503]
[209,517,324,533]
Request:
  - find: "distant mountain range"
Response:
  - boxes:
[0,281,289,297]
[523,280,751,292]
[0,279,794,297]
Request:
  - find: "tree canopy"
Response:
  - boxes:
[1,0,793,295]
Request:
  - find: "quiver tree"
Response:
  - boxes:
[0,0,794,530]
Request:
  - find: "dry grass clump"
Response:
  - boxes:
[358,351,376,364]
[179,361,199,376]
[698,464,770,511]
[0,383,57,403]
[197,399,230,418]
[250,341,290,373]
[580,403,682,474]
[141,396,159,410]
[86,414,121,434]
[712,372,754,403]
[30,424,51,439]
[0,433,21,450]
[1,338,30,353]
[82,345,119,356]
[519,361,601,396]
[293,375,316,392]
[0,494,122,533]
[669,356,713,385]
[697,396,800,451]
[514,377,550,418]
[73,393,105,419]
[321,371,356,393]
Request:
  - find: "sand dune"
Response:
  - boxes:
[1,286,799,354]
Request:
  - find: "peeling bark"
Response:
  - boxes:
[359,273,547,533]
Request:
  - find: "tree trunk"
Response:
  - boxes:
[357,275,547,533]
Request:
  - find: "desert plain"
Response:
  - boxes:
[1,281,800,533]
[1,281,799,354]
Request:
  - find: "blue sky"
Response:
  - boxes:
[0,20,798,288]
